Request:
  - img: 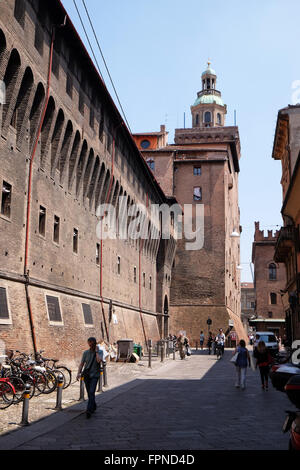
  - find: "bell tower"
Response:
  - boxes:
[191,61,227,128]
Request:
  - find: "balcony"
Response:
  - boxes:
[274,226,296,263]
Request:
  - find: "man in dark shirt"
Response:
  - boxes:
[77,337,101,418]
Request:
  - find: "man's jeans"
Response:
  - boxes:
[84,376,98,413]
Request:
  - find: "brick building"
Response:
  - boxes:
[251,222,286,338]
[133,63,247,343]
[272,104,300,342]
[241,282,255,330]
[0,0,177,367]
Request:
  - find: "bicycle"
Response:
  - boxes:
[0,378,15,409]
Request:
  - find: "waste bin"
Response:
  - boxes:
[133,343,143,358]
[117,339,134,362]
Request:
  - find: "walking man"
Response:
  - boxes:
[200,331,205,350]
[77,337,101,418]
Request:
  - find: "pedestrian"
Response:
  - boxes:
[77,337,102,418]
[200,331,205,350]
[207,332,213,355]
[234,339,251,390]
[215,328,226,356]
[253,340,273,391]
[177,333,186,360]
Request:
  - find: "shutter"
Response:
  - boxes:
[46,295,62,323]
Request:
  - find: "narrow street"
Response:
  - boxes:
[5,350,291,451]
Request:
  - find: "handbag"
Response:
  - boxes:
[230,352,239,364]
[82,352,97,380]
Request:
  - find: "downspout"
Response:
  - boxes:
[23,27,56,355]
[138,193,149,350]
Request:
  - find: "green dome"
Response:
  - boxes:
[193,94,224,107]
[202,65,216,77]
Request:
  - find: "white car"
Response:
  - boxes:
[254,331,279,356]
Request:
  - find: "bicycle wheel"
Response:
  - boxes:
[8,376,25,404]
[43,370,57,394]
[56,366,72,389]
[0,381,14,409]
[32,371,47,395]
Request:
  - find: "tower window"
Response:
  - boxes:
[39,206,46,236]
[117,256,121,275]
[1,181,12,219]
[53,215,60,244]
[269,263,277,280]
[134,266,137,283]
[217,113,222,125]
[204,111,211,123]
[141,139,150,149]
[207,78,211,89]
[14,0,25,28]
[66,72,73,98]
[34,24,44,55]
[96,243,100,265]
[268,311,273,319]
[270,293,277,305]
[73,228,78,254]
[195,114,199,126]
[0,287,10,322]
[193,166,202,176]
[46,295,62,324]
[82,303,93,326]
[143,273,146,288]
[193,187,202,201]
[149,276,152,290]
[146,158,155,171]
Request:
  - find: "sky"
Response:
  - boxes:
[62,0,300,282]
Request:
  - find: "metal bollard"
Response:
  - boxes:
[103,361,108,387]
[196,341,198,351]
[148,339,152,368]
[20,383,31,427]
[173,344,176,360]
[79,376,85,401]
[97,365,103,393]
[54,374,64,411]
[160,340,164,363]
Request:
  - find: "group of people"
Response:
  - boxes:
[200,329,226,356]
[233,339,274,391]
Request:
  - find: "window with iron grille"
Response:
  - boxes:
[269,263,277,280]
[193,166,202,176]
[46,295,62,323]
[82,304,93,326]
[0,287,9,321]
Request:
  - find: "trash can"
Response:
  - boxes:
[117,339,134,362]
[133,343,143,358]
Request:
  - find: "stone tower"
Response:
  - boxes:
[191,61,227,128]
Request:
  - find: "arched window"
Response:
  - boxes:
[204,111,211,123]
[269,263,277,280]
[195,114,199,126]
[217,113,222,125]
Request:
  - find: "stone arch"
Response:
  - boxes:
[51,108,65,175]
[11,66,34,144]
[2,48,21,131]
[94,162,106,212]
[87,155,100,206]
[40,96,55,168]
[76,139,88,197]
[29,82,45,152]
[0,29,7,76]
[83,148,94,199]
[59,120,73,184]
[68,130,81,190]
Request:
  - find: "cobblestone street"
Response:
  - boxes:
[0,350,292,450]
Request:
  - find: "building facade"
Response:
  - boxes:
[251,222,286,338]
[0,0,176,366]
[241,282,255,330]
[133,63,246,343]
[272,105,300,342]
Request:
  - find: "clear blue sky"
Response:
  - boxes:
[62,0,300,281]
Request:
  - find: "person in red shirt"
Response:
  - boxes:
[253,341,273,391]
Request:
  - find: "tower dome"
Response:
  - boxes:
[191,61,227,128]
